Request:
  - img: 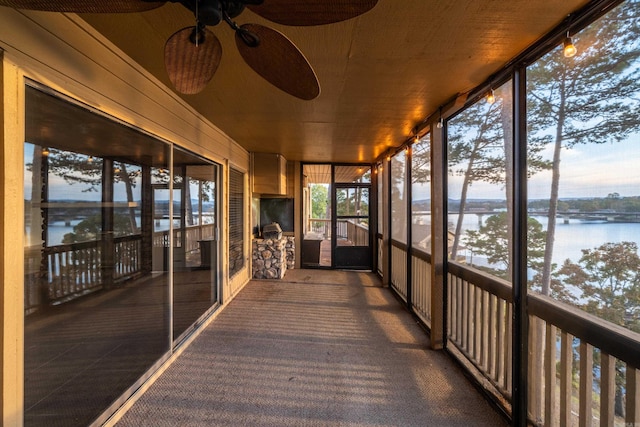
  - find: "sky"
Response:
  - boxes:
[411,134,640,201]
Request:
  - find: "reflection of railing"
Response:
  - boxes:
[25,223,215,313]
[43,239,104,305]
[447,260,640,426]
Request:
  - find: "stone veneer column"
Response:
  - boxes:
[252,236,296,279]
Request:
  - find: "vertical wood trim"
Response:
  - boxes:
[1,57,25,427]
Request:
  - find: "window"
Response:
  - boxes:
[390,151,407,243]
[229,168,245,277]
[23,85,222,426]
[411,134,431,251]
[23,85,171,426]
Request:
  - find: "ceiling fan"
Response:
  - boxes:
[0,0,379,100]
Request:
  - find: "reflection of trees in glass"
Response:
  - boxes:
[29,148,144,242]
[43,149,103,192]
[62,214,135,243]
[528,0,640,296]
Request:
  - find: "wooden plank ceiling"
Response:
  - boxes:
[79,0,590,164]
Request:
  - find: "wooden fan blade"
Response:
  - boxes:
[247,0,378,26]
[235,23,319,100]
[164,26,222,95]
[0,0,164,13]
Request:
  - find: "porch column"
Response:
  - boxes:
[430,122,445,350]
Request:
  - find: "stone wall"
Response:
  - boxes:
[252,236,295,279]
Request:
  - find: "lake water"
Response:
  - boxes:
[448,212,640,268]
[33,213,640,268]
[26,215,214,247]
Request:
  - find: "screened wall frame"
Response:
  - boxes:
[373,2,639,425]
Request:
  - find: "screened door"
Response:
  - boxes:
[333,183,372,269]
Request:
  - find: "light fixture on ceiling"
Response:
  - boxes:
[41,147,50,156]
[114,165,121,174]
[563,31,577,58]
[87,155,94,163]
[487,89,496,105]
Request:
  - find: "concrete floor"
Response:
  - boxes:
[115,269,509,426]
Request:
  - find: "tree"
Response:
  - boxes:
[528,0,640,296]
[448,94,506,258]
[463,213,553,285]
[62,214,136,243]
[311,184,328,218]
[448,84,549,263]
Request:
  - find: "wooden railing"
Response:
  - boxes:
[527,294,640,426]
[345,220,369,246]
[308,218,330,237]
[447,262,513,399]
[446,260,640,426]
[390,240,408,301]
[307,218,368,246]
[411,250,432,328]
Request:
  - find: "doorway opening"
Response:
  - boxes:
[301,164,372,270]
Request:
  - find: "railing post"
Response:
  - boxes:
[101,159,115,288]
[141,165,153,275]
[628,367,640,427]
